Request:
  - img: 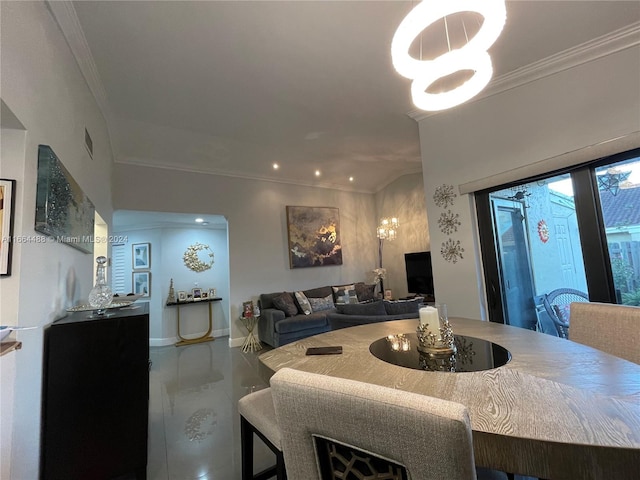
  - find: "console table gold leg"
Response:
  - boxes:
[175,302,216,347]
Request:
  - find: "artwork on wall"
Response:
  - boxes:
[0,179,16,276]
[286,206,342,268]
[183,242,214,272]
[132,242,151,269]
[35,145,95,254]
[132,271,151,297]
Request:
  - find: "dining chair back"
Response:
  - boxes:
[570,302,640,364]
[270,367,478,480]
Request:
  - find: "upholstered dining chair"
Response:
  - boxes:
[238,387,286,480]
[569,302,640,364]
[270,367,507,480]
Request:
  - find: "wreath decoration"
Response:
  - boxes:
[537,220,550,243]
[183,242,215,272]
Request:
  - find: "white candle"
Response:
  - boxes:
[419,306,440,340]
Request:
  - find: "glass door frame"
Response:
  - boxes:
[476,148,640,324]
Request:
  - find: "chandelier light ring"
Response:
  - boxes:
[391,0,506,111]
[410,50,493,111]
[391,0,506,78]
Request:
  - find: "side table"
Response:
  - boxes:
[240,315,262,353]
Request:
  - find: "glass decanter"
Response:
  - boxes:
[88,256,113,309]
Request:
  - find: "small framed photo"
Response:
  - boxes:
[201,291,209,300]
[384,289,393,300]
[132,242,151,269]
[132,271,151,297]
[242,301,254,318]
[192,288,202,301]
[209,288,217,298]
[177,291,187,302]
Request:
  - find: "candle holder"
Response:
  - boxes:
[416,304,455,354]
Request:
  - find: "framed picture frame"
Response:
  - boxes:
[201,291,209,300]
[192,288,202,300]
[177,291,187,302]
[384,289,393,300]
[242,301,254,318]
[35,146,95,254]
[209,288,217,299]
[286,206,342,269]
[132,242,151,269]
[132,271,151,297]
[0,179,16,276]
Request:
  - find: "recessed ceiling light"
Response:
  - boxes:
[201,221,210,226]
[273,163,279,170]
[349,176,354,182]
[315,170,321,177]
[195,218,204,223]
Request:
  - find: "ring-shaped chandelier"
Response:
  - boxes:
[391,0,507,111]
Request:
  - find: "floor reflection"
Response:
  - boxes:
[147,338,273,480]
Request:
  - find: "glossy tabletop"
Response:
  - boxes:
[259,318,640,479]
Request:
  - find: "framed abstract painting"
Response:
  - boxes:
[286,206,342,268]
[0,178,16,276]
[35,145,95,253]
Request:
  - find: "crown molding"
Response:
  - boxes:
[46,1,117,156]
[114,157,382,195]
[408,21,640,121]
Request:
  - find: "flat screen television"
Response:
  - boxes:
[405,251,434,298]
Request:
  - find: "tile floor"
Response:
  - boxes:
[147,338,275,480]
[146,338,535,480]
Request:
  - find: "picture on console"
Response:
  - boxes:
[286,206,342,268]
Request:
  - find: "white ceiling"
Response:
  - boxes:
[60,1,640,195]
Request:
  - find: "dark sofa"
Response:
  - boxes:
[258,284,422,347]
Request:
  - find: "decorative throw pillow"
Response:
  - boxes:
[384,299,421,315]
[272,292,298,317]
[332,284,356,302]
[294,291,312,315]
[355,283,376,303]
[336,300,386,316]
[308,294,335,312]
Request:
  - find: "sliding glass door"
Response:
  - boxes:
[477,148,640,337]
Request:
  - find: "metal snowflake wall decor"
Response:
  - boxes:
[438,210,461,235]
[441,238,464,263]
[433,184,457,208]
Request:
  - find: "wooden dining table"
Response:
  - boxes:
[258,317,640,480]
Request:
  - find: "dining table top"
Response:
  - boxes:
[258,317,640,480]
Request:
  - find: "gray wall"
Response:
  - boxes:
[1,2,115,478]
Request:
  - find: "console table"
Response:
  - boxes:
[166,297,222,347]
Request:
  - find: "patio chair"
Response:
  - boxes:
[542,288,589,338]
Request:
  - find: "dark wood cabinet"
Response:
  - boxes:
[40,304,149,479]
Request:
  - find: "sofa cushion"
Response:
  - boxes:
[332,283,355,297]
[294,291,312,315]
[336,300,386,316]
[308,294,335,312]
[274,311,329,334]
[303,285,333,299]
[355,283,377,302]
[384,299,421,315]
[273,292,298,317]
